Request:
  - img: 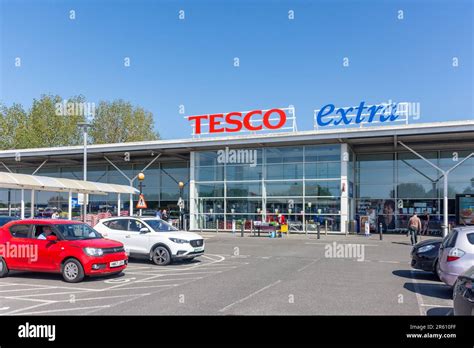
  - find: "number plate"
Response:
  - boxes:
[110,260,125,268]
[194,247,204,252]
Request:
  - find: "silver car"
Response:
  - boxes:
[437,226,474,287]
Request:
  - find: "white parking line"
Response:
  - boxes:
[2,302,52,315]
[410,270,426,316]
[13,305,111,315]
[420,304,449,307]
[305,242,379,247]
[377,260,402,264]
[55,293,151,303]
[0,287,55,293]
[297,259,319,272]
[219,280,282,312]
[136,276,204,283]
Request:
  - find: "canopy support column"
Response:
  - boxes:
[68,191,72,220]
[117,194,121,216]
[20,189,25,219]
[30,189,35,218]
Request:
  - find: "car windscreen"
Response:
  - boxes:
[145,219,178,232]
[55,224,103,240]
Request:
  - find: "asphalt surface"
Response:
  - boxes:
[0,233,453,315]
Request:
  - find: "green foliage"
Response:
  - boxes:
[90,100,159,144]
[0,95,159,150]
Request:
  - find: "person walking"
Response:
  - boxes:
[407,212,422,245]
[421,211,430,235]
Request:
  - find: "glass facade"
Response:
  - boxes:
[356,150,474,233]
[0,138,472,235]
[191,145,342,231]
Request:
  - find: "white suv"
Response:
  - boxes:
[94,217,205,265]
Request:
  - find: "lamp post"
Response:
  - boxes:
[178,181,185,229]
[138,172,145,216]
[78,122,91,223]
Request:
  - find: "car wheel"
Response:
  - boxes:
[152,246,171,266]
[0,258,9,278]
[62,259,85,283]
[432,260,440,280]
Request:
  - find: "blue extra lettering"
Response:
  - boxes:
[316,104,335,127]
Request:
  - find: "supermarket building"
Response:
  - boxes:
[0,120,473,234]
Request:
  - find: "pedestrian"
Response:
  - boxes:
[421,211,430,236]
[51,210,60,219]
[277,214,286,238]
[364,217,371,237]
[161,209,168,221]
[407,212,422,245]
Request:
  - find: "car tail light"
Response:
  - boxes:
[447,248,465,262]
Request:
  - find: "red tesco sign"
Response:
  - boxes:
[187,108,287,135]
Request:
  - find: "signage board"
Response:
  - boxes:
[136,194,148,209]
[456,194,474,225]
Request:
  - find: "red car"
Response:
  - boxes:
[0,219,128,283]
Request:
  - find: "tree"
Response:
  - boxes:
[90,100,159,144]
[0,103,28,149]
[0,95,159,150]
[22,95,86,148]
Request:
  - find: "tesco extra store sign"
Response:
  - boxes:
[186,101,402,135]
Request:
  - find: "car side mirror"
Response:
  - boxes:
[139,227,150,233]
[46,235,58,242]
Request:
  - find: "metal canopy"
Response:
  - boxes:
[0,172,139,195]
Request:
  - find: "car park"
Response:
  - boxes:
[0,219,128,283]
[437,226,474,287]
[453,265,474,315]
[411,238,442,277]
[94,216,205,265]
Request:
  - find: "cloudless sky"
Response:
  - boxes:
[1,0,472,139]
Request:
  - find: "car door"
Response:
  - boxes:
[126,219,150,255]
[28,225,64,271]
[100,218,129,243]
[5,224,33,270]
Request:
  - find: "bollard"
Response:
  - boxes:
[305,220,308,237]
[379,222,383,240]
[241,220,244,237]
[345,220,349,236]
[216,219,219,234]
[317,222,320,239]
[325,220,328,236]
[232,219,236,236]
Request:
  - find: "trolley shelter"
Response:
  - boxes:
[0,171,139,220]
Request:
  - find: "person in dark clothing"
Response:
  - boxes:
[421,211,430,235]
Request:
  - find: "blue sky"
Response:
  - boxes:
[1,0,472,139]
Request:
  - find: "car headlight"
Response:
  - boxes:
[84,247,104,256]
[417,244,435,253]
[169,238,189,244]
